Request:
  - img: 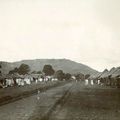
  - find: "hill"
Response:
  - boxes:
[0,59,99,75]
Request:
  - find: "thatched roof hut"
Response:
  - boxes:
[98,69,109,78]
[112,67,120,78]
[89,72,102,79]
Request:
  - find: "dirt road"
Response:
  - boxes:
[0,82,73,120]
[1,81,120,120]
[49,82,120,120]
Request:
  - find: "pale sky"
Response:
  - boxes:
[0,0,120,72]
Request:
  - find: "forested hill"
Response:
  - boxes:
[0,59,99,75]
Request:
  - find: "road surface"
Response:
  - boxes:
[1,82,120,120]
[0,82,73,120]
[49,82,120,120]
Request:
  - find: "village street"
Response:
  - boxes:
[0,81,120,120]
[0,82,73,120]
[49,82,120,120]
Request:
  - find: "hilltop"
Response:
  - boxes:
[0,59,99,75]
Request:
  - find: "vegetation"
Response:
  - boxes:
[18,64,30,75]
[55,70,65,81]
[9,64,30,75]
[42,65,55,76]
[31,71,42,74]
[64,73,72,80]
[9,67,19,74]
[75,73,85,81]
[37,71,42,74]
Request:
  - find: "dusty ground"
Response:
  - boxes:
[0,81,66,105]
[0,82,73,120]
[49,82,120,120]
[0,81,120,120]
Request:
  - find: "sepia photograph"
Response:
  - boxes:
[0,0,120,120]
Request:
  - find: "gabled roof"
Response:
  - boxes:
[112,67,120,77]
[89,72,102,79]
[99,69,109,78]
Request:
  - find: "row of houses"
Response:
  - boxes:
[89,67,120,87]
[2,67,119,88]
[0,73,58,88]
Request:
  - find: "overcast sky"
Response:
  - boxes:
[0,0,120,72]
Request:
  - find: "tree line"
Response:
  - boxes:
[8,64,73,81]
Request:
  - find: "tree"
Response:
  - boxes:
[75,73,85,81]
[55,70,65,81]
[9,70,14,74]
[9,67,19,74]
[18,64,30,75]
[42,65,55,76]
[65,73,71,80]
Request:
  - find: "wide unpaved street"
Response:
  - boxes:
[0,82,73,120]
[1,82,120,120]
[49,82,120,120]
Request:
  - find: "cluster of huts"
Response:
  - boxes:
[0,73,58,88]
[89,67,120,87]
[1,67,120,88]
